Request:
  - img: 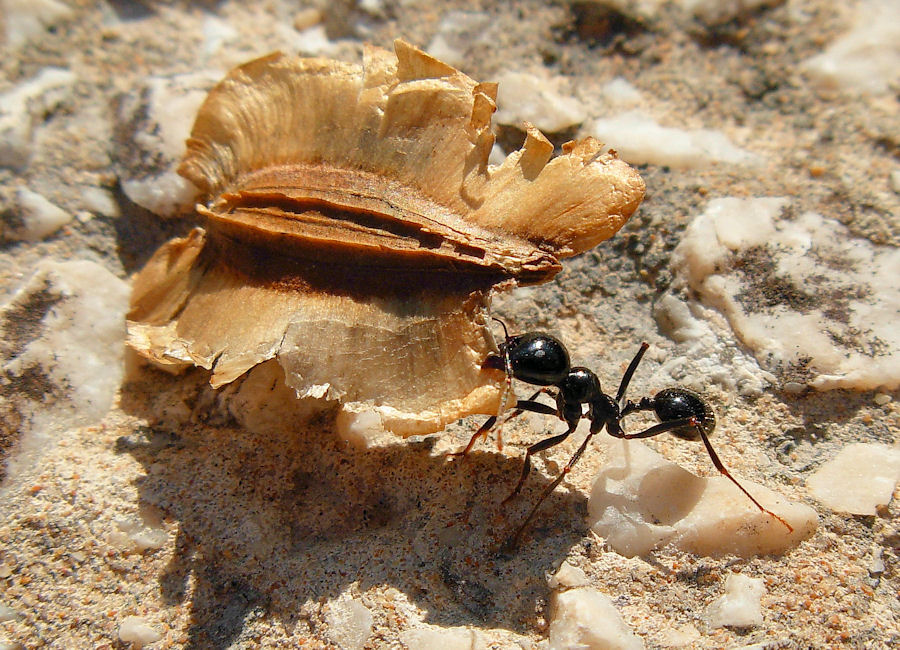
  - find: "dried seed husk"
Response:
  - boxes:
[127,40,644,436]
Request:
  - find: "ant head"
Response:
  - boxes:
[654,388,716,440]
[499,331,571,386]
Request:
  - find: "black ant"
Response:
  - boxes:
[456,320,792,550]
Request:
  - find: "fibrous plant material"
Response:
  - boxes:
[127,39,645,435]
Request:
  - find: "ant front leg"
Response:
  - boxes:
[451,389,548,458]
[452,415,499,458]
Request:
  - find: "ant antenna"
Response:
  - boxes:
[491,316,509,340]
[491,317,514,451]
[453,317,518,457]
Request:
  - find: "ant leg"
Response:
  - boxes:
[689,418,794,533]
[611,416,696,440]
[494,363,514,450]
[501,419,576,506]
[451,390,550,458]
[512,398,559,418]
[612,417,794,533]
[451,415,498,458]
[503,429,597,552]
[615,342,650,404]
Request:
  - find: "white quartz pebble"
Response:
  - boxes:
[549,587,644,650]
[114,73,215,216]
[494,71,587,133]
[588,439,817,557]
[400,626,486,650]
[705,573,765,628]
[807,443,900,515]
[118,616,162,647]
[325,594,373,650]
[4,188,71,241]
[548,561,590,589]
[1,259,130,479]
[0,67,76,170]
[803,0,900,94]
[591,111,760,169]
[426,11,491,69]
[673,198,900,391]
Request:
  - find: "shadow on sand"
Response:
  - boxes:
[118,365,589,648]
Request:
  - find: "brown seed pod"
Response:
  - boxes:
[127,40,645,436]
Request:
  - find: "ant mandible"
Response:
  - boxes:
[456,319,792,549]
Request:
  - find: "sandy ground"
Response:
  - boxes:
[1,1,898,648]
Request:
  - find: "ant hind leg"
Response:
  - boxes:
[503,428,597,552]
[614,417,794,533]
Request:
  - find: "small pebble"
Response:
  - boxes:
[114,72,213,216]
[334,407,394,449]
[3,0,73,50]
[426,11,491,68]
[807,443,900,515]
[588,438,817,557]
[292,24,338,56]
[802,0,900,94]
[549,587,643,650]
[5,188,71,241]
[601,77,643,106]
[293,8,322,31]
[591,111,760,169]
[399,626,484,650]
[890,170,900,194]
[547,561,589,589]
[494,71,587,133]
[109,518,169,553]
[0,259,130,481]
[200,14,237,59]
[0,67,76,170]
[704,573,765,628]
[118,616,162,648]
[324,595,373,650]
[0,604,20,622]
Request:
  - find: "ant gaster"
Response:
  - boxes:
[457,319,792,549]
